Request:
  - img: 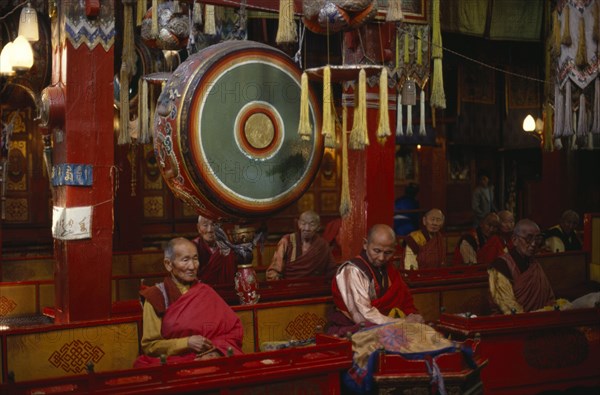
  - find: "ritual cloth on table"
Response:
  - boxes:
[343,321,459,394]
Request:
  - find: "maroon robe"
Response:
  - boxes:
[490,250,555,313]
[193,237,237,285]
[281,233,338,279]
[404,230,447,268]
[478,232,513,265]
[134,277,243,367]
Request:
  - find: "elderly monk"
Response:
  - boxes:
[266,210,338,280]
[477,210,515,265]
[134,238,243,367]
[193,215,237,285]
[403,208,447,269]
[453,212,500,265]
[543,209,582,252]
[488,219,555,314]
[328,224,422,336]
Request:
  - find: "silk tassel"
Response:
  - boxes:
[386,0,404,22]
[204,5,216,35]
[276,0,297,44]
[322,66,335,144]
[561,4,571,46]
[298,72,312,140]
[575,17,588,68]
[193,1,202,25]
[551,10,561,56]
[577,92,588,137]
[349,69,369,149]
[136,0,145,27]
[406,104,413,136]
[151,0,158,39]
[554,84,564,138]
[592,78,600,134]
[430,0,445,109]
[339,106,352,217]
[139,79,150,143]
[396,92,403,136]
[564,80,573,137]
[419,88,426,136]
[376,68,391,144]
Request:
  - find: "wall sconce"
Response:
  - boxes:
[0,2,39,75]
[522,114,543,141]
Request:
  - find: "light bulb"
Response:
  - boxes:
[522,114,536,132]
[11,36,34,71]
[19,2,39,42]
[0,42,16,75]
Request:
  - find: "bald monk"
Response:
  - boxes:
[266,210,338,280]
[453,212,500,265]
[192,215,238,285]
[328,224,422,335]
[478,210,515,265]
[403,209,447,270]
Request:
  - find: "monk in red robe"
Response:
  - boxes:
[477,210,515,265]
[403,208,447,269]
[453,212,499,265]
[193,215,238,285]
[266,210,338,280]
[328,224,422,336]
[488,219,555,314]
[134,238,243,368]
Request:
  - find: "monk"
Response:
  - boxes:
[266,210,338,280]
[488,219,555,314]
[453,212,500,265]
[134,238,243,367]
[543,209,582,252]
[193,215,237,285]
[477,210,515,265]
[328,224,422,336]
[403,208,447,269]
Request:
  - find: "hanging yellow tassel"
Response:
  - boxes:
[139,78,150,143]
[322,66,335,143]
[551,10,561,56]
[136,0,145,27]
[119,1,135,145]
[561,4,572,46]
[349,69,369,149]
[575,17,588,68]
[430,0,446,109]
[204,4,216,35]
[386,0,404,22]
[298,72,312,140]
[151,0,158,39]
[193,1,203,25]
[325,101,337,149]
[339,106,352,217]
[276,0,297,44]
[376,68,391,144]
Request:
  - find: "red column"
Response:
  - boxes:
[50,4,114,322]
[340,92,396,260]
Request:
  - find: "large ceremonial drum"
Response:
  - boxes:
[153,41,323,222]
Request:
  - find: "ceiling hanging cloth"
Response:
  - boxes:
[553,1,598,147]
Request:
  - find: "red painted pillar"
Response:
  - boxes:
[340,89,396,259]
[49,2,115,322]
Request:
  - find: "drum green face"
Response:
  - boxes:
[154,41,323,221]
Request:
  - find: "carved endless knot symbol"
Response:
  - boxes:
[285,312,327,340]
[0,296,17,316]
[48,340,105,373]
